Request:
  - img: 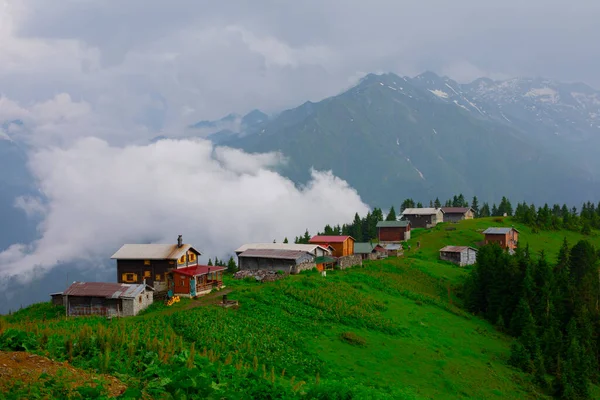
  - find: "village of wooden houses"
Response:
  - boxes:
[48,206,520,318]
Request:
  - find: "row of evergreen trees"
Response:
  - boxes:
[464,240,599,398]
[207,256,238,274]
[513,201,600,233]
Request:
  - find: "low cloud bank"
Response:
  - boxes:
[0,137,369,286]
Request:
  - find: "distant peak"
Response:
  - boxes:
[415,71,441,81]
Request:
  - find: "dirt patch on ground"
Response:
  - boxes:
[0,351,126,398]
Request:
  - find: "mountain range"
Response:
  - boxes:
[188,71,600,207]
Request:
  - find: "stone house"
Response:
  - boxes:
[237,249,316,274]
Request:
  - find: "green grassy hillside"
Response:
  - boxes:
[1,219,599,399]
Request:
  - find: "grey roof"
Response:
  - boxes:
[383,243,403,250]
[401,208,443,215]
[483,227,519,235]
[441,207,473,214]
[234,243,332,254]
[440,246,478,253]
[111,243,201,260]
[238,249,314,260]
[376,220,410,228]
[354,242,385,254]
[62,282,153,299]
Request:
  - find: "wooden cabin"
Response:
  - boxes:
[441,207,475,223]
[51,282,154,317]
[483,227,519,251]
[354,242,387,260]
[111,235,202,292]
[401,208,444,228]
[376,220,411,242]
[439,246,478,266]
[309,235,355,257]
[168,265,225,298]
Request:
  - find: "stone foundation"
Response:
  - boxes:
[337,255,362,269]
[291,261,316,274]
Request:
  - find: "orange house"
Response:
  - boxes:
[309,235,355,257]
[483,227,519,251]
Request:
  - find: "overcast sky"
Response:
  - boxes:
[2,0,599,133]
[1,0,599,295]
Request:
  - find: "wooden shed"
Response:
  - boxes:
[441,207,475,223]
[376,220,411,242]
[439,246,478,266]
[309,235,355,257]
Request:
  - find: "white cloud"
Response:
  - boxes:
[0,137,369,285]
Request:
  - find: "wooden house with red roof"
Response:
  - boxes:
[168,265,226,298]
[309,235,355,257]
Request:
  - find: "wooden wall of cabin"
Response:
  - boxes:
[117,259,175,288]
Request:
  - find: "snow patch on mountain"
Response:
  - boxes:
[428,89,449,99]
[525,88,559,103]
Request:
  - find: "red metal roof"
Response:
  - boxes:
[171,265,226,277]
[309,235,353,243]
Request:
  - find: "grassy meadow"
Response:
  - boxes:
[1,217,600,399]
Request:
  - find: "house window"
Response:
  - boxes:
[155,274,162,281]
[181,280,185,286]
[139,296,142,303]
[143,270,151,278]
[189,253,195,262]
[122,273,137,283]
[169,261,175,265]
[144,260,151,265]
[179,255,185,264]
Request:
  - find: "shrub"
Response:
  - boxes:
[340,332,367,347]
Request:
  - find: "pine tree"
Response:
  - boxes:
[480,203,491,217]
[303,229,311,244]
[351,212,363,241]
[434,197,441,208]
[283,237,289,244]
[491,203,499,216]
[227,257,237,274]
[416,201,423,208]
[471,196,479,217]
[386,206,397,221]
[207,258,213,266]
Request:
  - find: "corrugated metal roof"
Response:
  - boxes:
[441,207,472,214]
[238,249,313,260]
[62,282,152,299]
[354,242,385,254]
[110,243,201,260]
[483,227,519,235]
[309,235,354,243]
[440,246,477,253]
[401,208,442,215]
[171,265,226,277]
[376,220,410,228]
[234,243,331,254]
